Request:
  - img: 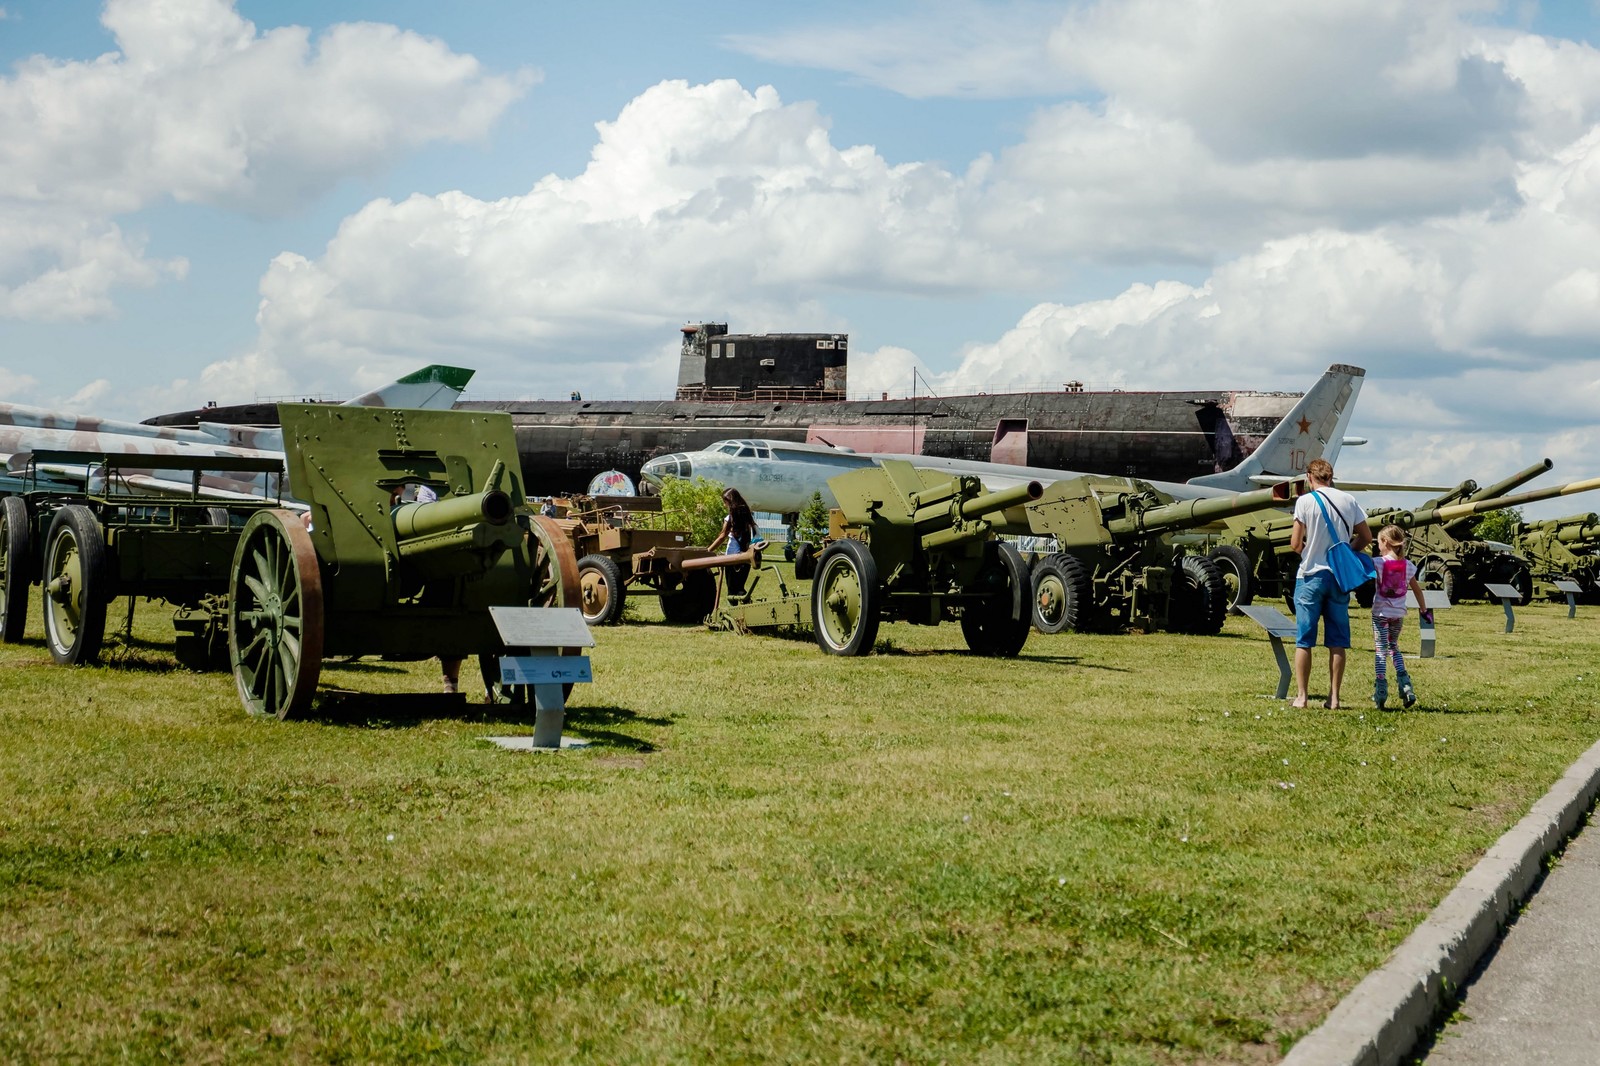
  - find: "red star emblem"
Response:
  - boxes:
[1296,416,1312,434]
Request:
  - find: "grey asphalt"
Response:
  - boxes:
[1421,808,1600,1066]
[1282,740,1600,1066]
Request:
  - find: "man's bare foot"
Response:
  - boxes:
[1290,697,1308,708]
[1323,697,1340,709]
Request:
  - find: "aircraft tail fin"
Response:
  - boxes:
[342,365,474,410]
[1187,364,1365,491]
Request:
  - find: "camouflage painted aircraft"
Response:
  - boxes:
[0,365,473,502]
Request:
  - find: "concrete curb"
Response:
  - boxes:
[1281,736,1600,1066]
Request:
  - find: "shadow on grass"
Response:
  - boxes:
[302,692,667,751]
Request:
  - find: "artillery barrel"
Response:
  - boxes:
[1524,513,1599,542]
[915,481,1043,550]
[1398,476,1600,530]
[1442,458,1553,535]
[1104,478,1304,538]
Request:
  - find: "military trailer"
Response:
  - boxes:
[227,405,578,719]
[0,450,285,668]
[550,497,719,626]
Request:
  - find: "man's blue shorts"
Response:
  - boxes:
[1295,570,1351,649]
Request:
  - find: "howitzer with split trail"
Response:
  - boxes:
[1021,476,1306,634]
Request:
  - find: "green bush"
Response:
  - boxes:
[796,491,829,542]
[1471,507,1522,543]
[643,475,728,545]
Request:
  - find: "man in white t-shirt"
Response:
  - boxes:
[1288,458,1371,709]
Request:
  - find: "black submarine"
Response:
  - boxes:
[146,322,1302,492]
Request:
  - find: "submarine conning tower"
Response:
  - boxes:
[675,322,848,403]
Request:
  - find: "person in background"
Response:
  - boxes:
[707,487,759,598]
[1289,458,1372,709]
[1370,524,1427,709]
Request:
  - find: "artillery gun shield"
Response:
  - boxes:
[0,495,32,642]
[41,504,109,665]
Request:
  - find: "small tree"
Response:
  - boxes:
[643,476,728,545]
[796,491,829,543]
[1470,507,1522,543]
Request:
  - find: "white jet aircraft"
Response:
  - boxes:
[0,365,474,501]
[640,364,1366,518]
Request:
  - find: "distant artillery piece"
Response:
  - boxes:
[229,405,580,719]
[714,461,1041,656]
[0,449,286,668]
[1019,476,1308,635]
[545,495,720,626]
[1514,512,1600,603]
[1194,467,1600,609]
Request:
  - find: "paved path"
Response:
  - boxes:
[1422,810,1600,1065]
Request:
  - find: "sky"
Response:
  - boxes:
[2,0,1600,516]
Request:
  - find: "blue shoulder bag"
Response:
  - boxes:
[1311,490,1374,594]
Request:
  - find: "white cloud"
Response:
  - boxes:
[0,0,531,322]
[724,1,1078,99]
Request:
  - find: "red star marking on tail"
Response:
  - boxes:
[1296,416,1312,434]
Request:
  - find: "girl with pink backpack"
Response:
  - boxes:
[1371,525,1430,708]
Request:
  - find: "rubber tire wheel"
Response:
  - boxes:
[577,554,627,625]
[1206,544,1253,610]
[1,495,33,643]
[660,570,716,624]
[793,541,818,581]
[1169,554,1228,635]
[811,539,881,656]
[228,509,325,719]
[41,504,109,665]
[960,541,1033,657]
[1418,557,1455,604]
[1030,551,1090,634]
[1508,565,1533,604]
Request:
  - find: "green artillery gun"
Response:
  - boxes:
[1368,460,1554,603]
[1199,469,1600,608]
[807,460,1043,656]
[0,450,285,668]
[1515,512,1600,602]
[227,405,579,718]
[1023,476,1306,634]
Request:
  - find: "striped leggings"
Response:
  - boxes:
[1372,616,1406,681]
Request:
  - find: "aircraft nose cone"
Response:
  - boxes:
[641,454,690,486]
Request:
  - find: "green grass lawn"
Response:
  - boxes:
[2,592,1597,1064]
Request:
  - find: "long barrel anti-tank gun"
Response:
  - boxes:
[1512,511,1600,602]
[1019,476,1306,634]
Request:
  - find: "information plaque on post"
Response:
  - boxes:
[1552,579,1584,619]
[1405,590,1449,658]
[1236,605,1300,700]
[1483,583,1524,634]
[484,607,595,751]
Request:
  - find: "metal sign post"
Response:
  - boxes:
[1483,583,1524,634]
[1237,605,1299,699]
[1405,590,1449,658]
[1552,579,1584,619]
[485,607,595,751]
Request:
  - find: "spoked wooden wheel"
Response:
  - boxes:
[229,509,324,719]
[0,495,33,643]
[41,504,108,665]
